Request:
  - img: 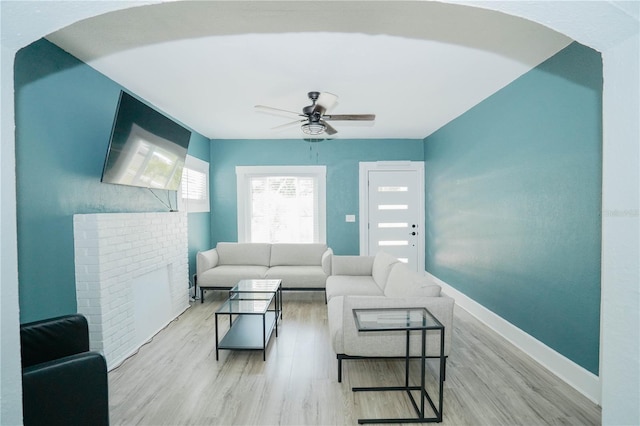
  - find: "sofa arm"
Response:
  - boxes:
[332,255,374,276]
[22,351,109,426]
[321,248,333,275]
[196,248,219,277]
[342,295,454,357]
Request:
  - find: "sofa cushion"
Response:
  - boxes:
[269,243,327,266]
[384,263,442,298]
[197,265,268,287]
[383,262,417,297]
[264,265,327,289]
[326,275,384,301]
[371,252,400,290]
[216,242,271,266]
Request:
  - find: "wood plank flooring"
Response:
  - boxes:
[108,292,601,425]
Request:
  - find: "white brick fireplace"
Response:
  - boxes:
[73,212,190,370]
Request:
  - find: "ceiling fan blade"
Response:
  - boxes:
[316,92,338,113]
[271,119,305,131]
[323,121,338,135]
[255,105,304,117]
[324,114,375,121]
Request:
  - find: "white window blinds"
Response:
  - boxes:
[181,168,207,201]
[178,155,210,213]
[236,166,326,243]
[249,175,316,243]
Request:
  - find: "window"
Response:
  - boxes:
[178,155,210,213]
[236,166,326,243]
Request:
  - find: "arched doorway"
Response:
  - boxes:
[1,2,637,424]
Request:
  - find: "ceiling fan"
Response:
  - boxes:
[255,91,375,136]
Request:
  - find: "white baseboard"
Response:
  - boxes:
[427,273,601,405]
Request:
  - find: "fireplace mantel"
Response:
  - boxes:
[73,212,190,369]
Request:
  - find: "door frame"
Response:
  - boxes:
[359,161,425,272]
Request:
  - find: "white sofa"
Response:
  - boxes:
[196,242,333,302]
[326,252,454,382]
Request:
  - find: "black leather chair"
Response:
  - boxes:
[20,314,109,426]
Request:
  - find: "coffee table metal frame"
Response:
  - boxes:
[230,279,283,321]
[215,279,282,361]
[351,307,445,424]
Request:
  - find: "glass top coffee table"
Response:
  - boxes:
[215,279,282,361]
[230,279,283,318]
[352,307,445,424]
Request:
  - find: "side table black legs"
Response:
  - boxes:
[350,307,445,424]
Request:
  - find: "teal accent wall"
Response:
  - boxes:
[424,42,602,374]
[15,39,209,322]
[210,139,424,254]
[184,134,211,283]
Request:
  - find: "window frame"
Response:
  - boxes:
[236,165,327,243]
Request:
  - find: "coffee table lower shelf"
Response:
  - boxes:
[216,311,277,361]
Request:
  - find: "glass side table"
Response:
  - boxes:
[352,307,445,424]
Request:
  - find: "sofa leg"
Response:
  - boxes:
[337,355,343,383]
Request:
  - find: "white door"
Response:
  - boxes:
[359,162,425,272]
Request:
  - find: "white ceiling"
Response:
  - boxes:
[45,1,572,140]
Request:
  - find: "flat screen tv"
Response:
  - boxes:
[101,91,191,191]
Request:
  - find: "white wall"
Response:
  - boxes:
[1,39,23,426]
[0,3,158,423]
[599,31,639,424]
[1,2,638,424]
[465,3,639,424]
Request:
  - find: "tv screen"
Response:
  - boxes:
[101,91,191,191]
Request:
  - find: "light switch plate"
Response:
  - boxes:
[345,215,356,222]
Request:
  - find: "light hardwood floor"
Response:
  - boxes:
[108,292,601,425]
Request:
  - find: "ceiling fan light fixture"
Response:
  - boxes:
[257,91,376,136]
[301,122,325,135]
